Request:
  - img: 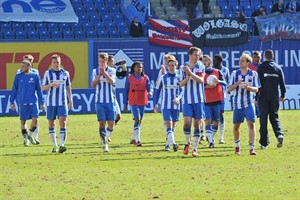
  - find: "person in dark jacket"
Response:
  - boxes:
[286,0,300,13]
[257,49,286,149]
[129,17,144,37]
[272,0,285,13]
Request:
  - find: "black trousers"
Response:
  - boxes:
[258,99,283,146]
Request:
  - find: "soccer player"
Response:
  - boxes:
[10,60,45,146]
[155,54,176,86]
[91,53,116,152]
[257,49,286,149]
[154,59,182,152]
[179,47,205,157]
[228,54,260,155]
[123,61,153,146]
[203,55,226,148]
[213,54,230,144]
[16,55,42,144]
[249,51,261,71]
[108,55,127,125]
[42,54,73,153]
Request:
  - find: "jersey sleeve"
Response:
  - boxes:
[10,75,18,104]
[42,71,49,86]
[66,71,71,87]
[253,71,260,88]
[179,66,185,81]
[35,75,44,105]
[110,68,116,83]
[154,76,163,105]
[146,76,154,94]
[229,70,236,86]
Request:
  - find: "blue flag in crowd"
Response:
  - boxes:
[121,0,148,23]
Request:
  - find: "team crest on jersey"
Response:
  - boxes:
[29,77,35,83]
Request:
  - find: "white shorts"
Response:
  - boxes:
[115,100,121,115]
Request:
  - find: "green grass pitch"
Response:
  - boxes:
[0,110,299,199]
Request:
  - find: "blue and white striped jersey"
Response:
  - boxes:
[229,69,260,109]
[155,72,183,110]
[42,68,71,106]
[179,61,205,104]
[92,67,116,103]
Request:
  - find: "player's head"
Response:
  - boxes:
[23,54,34,66]
[98,52,109,69]
[164,54,176,66]
[202,54,212,68]
[264,49,274,61]
[239,54,252,69]
[21,60,31,73]
[252,51,261,64]
[167,59,177,73]
[213,54,223,68]
[51,54,61,68]
[130,61,144,76]
[108,55,115,68]
[188,47,202,63]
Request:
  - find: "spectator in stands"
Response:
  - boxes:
[186,0,200,19]
[272,0,285,13]
[130,17,144,38]
[236,10,246,22]
[251,7,267,36]
[286,0,300,13]
[202,0,210,14]
[172,0,185,11]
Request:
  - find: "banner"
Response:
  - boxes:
[1,83,299,116]
[0,42,89,90]
[0,0,78,22]
[148,18,192,48]
[255,13,300,43]
[189,18,248,47]
[120,0,148,23]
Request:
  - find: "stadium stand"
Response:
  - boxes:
[0,0,149,40]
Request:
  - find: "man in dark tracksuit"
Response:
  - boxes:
[257,49,286,149]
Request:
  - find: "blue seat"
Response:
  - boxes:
[38,30,50,39]
[90,14,101,22]
[23,23,35,32]
[69,23,82,31]
[105,0,115,3]
[118,26,127,32]
[109,29,119,38]
[86,30,97,38]
[51,30,62,39]
[1,23,11,32]
[74,30,86,38]
[83,22,93,31]
[120,29,129,37]
[232,5,243,12]
[12,23,23,32]
[58,23,70,31]
[240,1,250,7]
[79,15,89,23]
[93,22,105,30]
[226,13,234,17]
[85,6,97,13]
[4,31,14,39]
[106,22,115,28]
[47,23,59,31]
[114,19,123,24]
[36,23,47,31]
[97,30,109,38]
[107,27,115,32]
[28,31,38,39]
[93,0,105,3]
[228,1,239,7]
[63,31,74,39]
[16,31,26,39]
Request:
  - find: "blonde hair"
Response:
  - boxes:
[241,54,252,63]
[98,52,109,60]
[23,54,34,64]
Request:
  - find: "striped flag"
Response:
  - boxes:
[148,18,192,48]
